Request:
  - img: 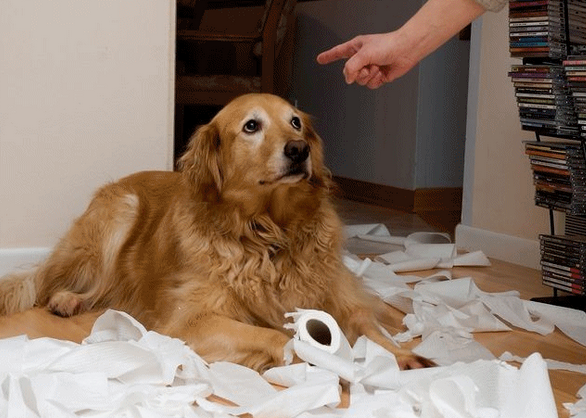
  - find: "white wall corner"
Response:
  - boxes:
[455,224,540,270]
[167,0,177,171]
[0,248,51,277]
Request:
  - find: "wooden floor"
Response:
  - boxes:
[0,199,584,416]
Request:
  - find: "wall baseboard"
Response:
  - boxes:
[333,176,462,213]
[455,223,540,269]
[0,247,51,277]
[414,187,463,212]
[333,176,415,212]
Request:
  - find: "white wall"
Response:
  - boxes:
[0,0,176,250]
[458,8,562,269]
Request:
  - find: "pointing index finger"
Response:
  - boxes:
[316,39,361,65]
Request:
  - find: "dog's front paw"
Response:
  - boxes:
[396,352,436,370]
[48,291,85,317]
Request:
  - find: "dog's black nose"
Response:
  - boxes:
[284,140,309,164]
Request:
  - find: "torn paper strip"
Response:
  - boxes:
[564,383,586,416]
[346,224,491,272]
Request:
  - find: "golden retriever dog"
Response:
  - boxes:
[0,93,429,371]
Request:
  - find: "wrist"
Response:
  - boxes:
[394,0,486,63]
[392,23,435,65]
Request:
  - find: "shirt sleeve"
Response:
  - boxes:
[473,0,508,12]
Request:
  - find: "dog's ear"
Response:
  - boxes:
[302,113,334,191]
[178,122,223,200]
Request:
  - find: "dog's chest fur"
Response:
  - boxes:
[172,199,342,329]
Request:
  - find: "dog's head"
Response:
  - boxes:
[179,94,331,207]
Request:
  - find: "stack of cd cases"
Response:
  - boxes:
[524,140,586,213]
[567,0,586,53]
[566,213,586,235]
[563,55,586,136]
[540,234,586,294]
[511,0,586,301]
[509,65,578,136]
[509,0,569,59]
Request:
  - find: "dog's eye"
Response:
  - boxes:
[291,116,302,130]
[243,119,260,133]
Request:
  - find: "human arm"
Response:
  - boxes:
[316,0,492,89]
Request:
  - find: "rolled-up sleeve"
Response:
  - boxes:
[474,0,508,12]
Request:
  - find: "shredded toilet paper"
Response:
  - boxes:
[0,309,566,418]
[342,226,586,357]
[0,311,555,418]
[565,384,586,416]
[0,223,583,417]
[500,352,586,375]
[346,223,491,272]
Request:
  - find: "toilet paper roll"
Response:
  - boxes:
[285,309,354,362]
[405,231,451,245]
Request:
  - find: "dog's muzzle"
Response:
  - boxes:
[259,140,312,185]
[284,140,309,164]
[284,140,310,178]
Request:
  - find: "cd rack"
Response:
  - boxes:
[509,0,586,310]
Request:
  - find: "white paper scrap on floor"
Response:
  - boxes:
[0,308,571,418]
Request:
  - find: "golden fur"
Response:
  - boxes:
[0,94,429,371]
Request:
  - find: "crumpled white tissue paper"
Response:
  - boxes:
[0,308,568,418]
[391,277,586,356]
[565,384,586,416]
[343,240,586,363]
[500,352,586,375]
[0,310,212,418]
[281,310,559,418]
[346,223,491,272]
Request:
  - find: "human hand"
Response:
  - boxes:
[316,0,487,89]
[316,32,419,89]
